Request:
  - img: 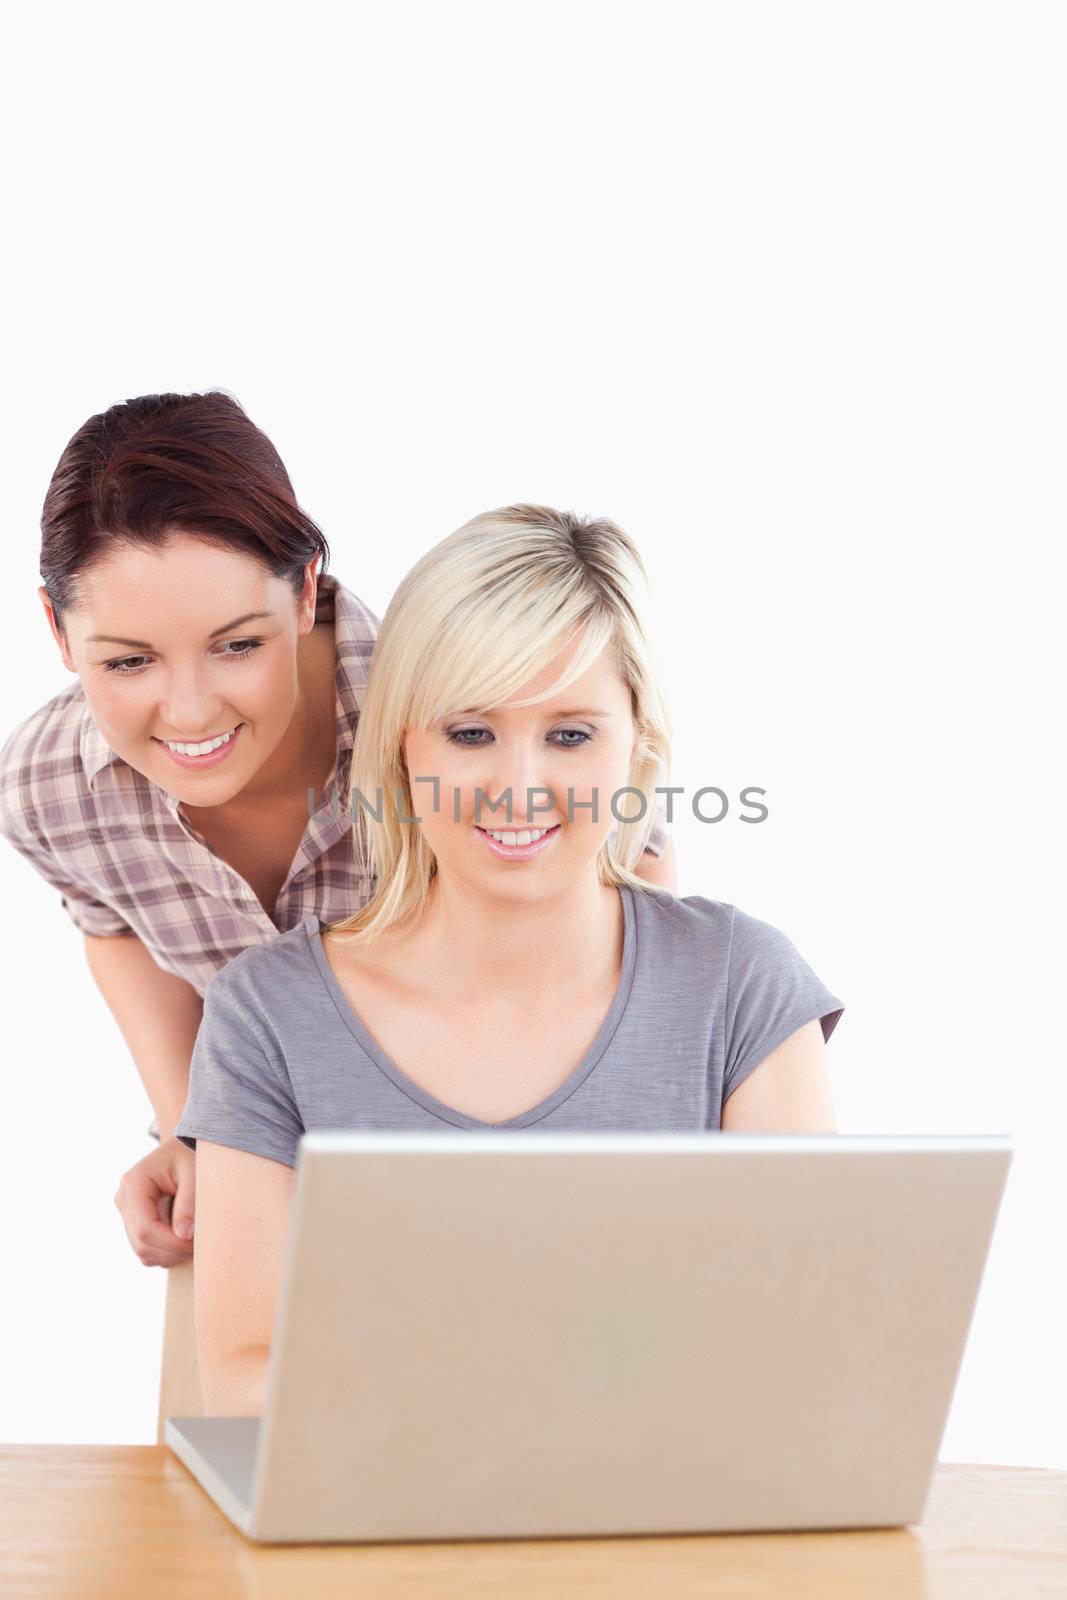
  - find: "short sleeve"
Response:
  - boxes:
[0,795,133,937]
[722,908,844,1104]
[175,980,304,1168]
[59,889,134,937]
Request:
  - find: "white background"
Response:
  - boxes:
[1,3,1062,1463]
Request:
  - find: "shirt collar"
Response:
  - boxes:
[79,706,122,787]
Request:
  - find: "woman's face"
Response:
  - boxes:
[403,639,637,907]
[42,534,317,806]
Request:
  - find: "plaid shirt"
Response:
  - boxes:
[1,573,667,996]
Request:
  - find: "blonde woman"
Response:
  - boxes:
[175,505,845,1415]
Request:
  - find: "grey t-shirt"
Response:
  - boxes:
[175,886,845,1166]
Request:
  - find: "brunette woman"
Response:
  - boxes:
[0,398,676,1427]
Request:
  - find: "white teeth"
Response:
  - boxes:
[487,827,551,846]
[162,726,238,756]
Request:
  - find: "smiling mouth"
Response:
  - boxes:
[473,823,563,861]
[154,724,242,756]
[476,824,558,845]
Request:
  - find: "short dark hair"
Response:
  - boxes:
[40,391,330,628]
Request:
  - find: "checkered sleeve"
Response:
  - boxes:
[0,763,133,938]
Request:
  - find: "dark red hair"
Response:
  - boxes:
[40,391,330,627]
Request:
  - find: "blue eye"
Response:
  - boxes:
[444,727,592,748]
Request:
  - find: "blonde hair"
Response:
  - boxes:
[329,504,672,945]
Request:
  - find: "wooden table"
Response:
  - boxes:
[2,1450,1064,1598]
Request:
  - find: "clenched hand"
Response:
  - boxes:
[114,1135,196,1268]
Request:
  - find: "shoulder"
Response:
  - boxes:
[0,681,93,843]
[628,886,801,969]
[203,914,323,1026]
[328,575,380,650]
[0,679,89,780]
[324,574,380,723]
[628,884,736,952]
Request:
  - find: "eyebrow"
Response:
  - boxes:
[545,708,614,719]
[88,611,276,648]
[454,707,615,719]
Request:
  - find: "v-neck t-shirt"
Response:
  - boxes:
[174,885,845,1164]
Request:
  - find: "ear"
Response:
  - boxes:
[298,559,319,633]
[38,587,76,673]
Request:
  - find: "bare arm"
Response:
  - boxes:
[85,932,206,1266]
[83,932,203,1138]
[194,1140,295,1414]
[720,1018,837,1133]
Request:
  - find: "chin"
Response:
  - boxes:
[477,864,578,907]
[148,755,246,803]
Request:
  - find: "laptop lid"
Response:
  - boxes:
[230,1132,1011,1542]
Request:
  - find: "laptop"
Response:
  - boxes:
[165,1130,1012,1543]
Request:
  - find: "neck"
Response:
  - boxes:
[410,868,624,1007]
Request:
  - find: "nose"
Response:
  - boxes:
[482,739,559,825]
[158,663,228,739]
